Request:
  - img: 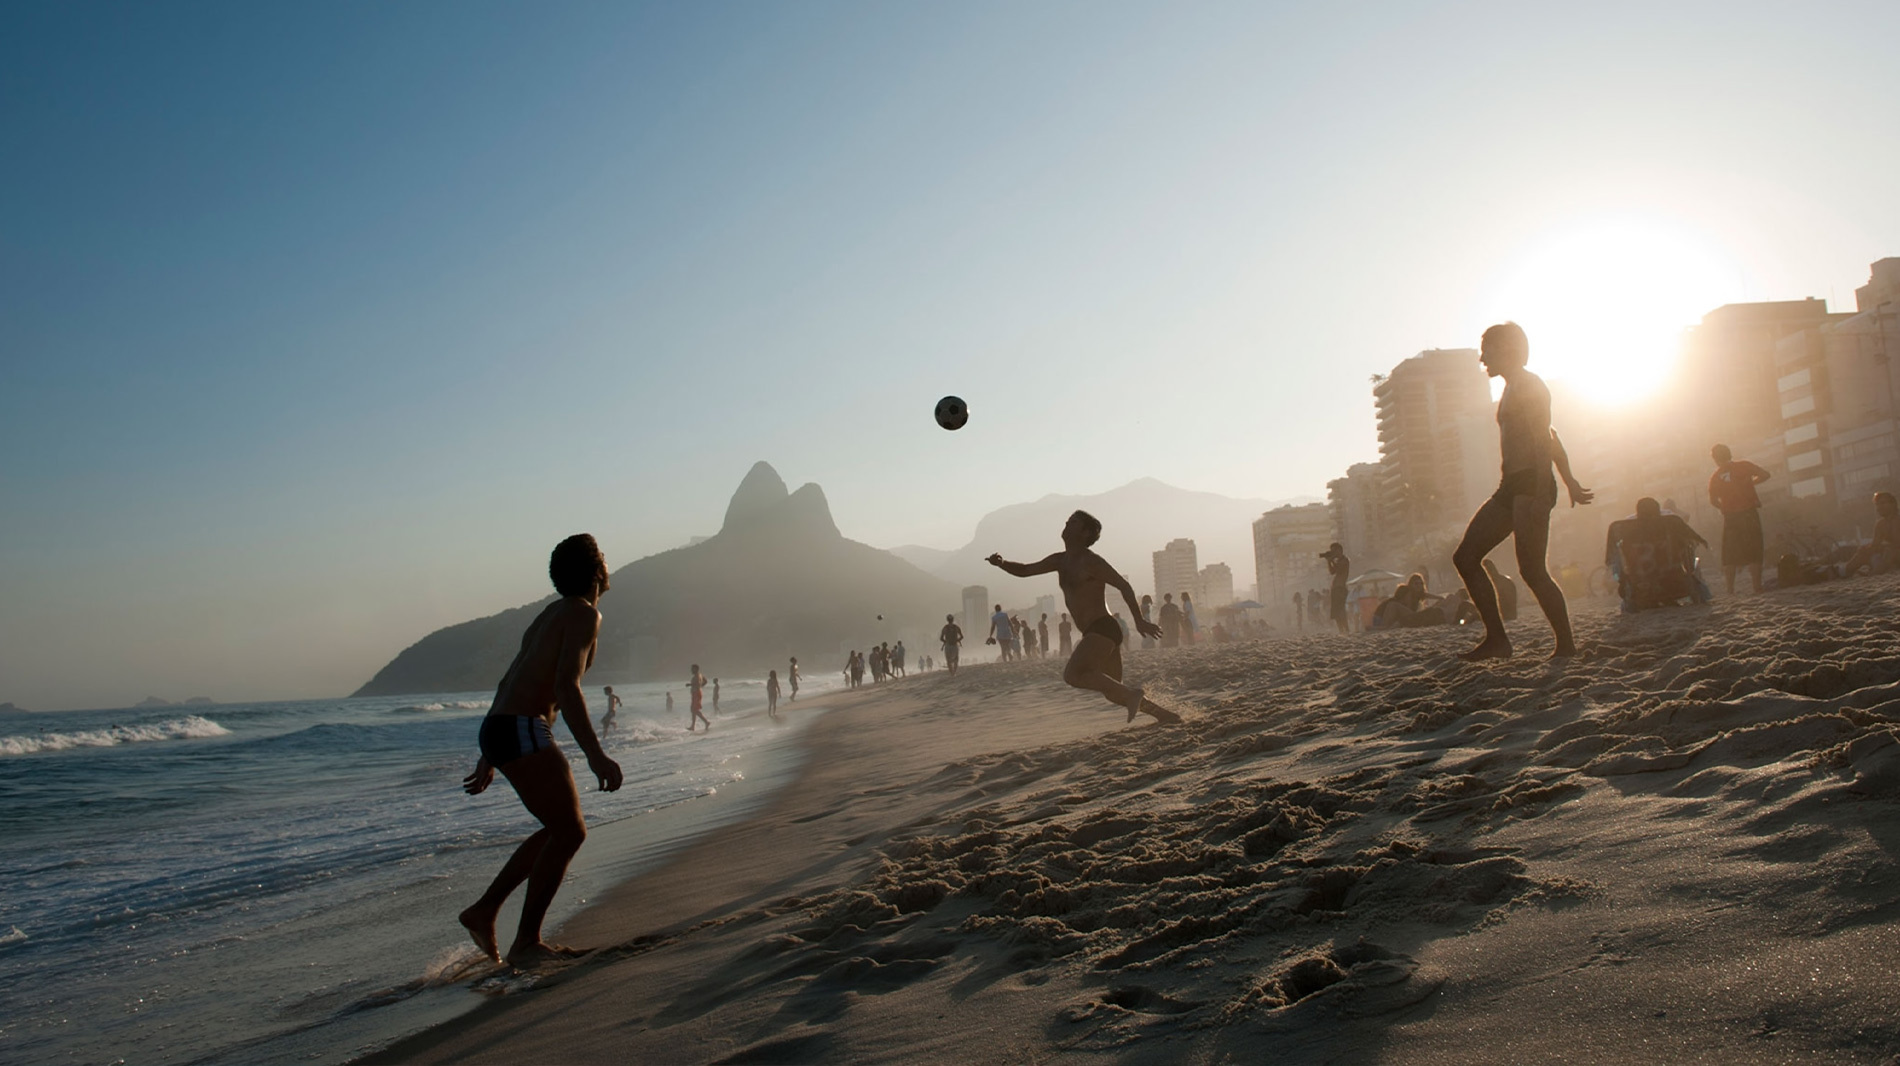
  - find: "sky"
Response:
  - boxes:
[4,0,1897,710]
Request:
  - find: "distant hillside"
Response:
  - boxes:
[354,463,962,697]
[891,478,1312,603]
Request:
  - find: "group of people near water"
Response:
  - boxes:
[450,321,1899,971]
[844,642,906,687]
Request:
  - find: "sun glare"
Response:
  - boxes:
[1476,217,1745,406]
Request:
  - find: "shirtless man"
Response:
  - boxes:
[986,510,1179,723]
[600,685,621,737]
[1452,323,1594,660]
[459,534,623,968]
[687,666,711,731]
[939,613,963,675]
[788,657,800,701]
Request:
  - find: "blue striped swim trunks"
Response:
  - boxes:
[477,714,556,767]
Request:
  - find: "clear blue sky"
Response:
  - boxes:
[4,1,1896,709]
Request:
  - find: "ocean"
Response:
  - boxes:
[0,675,837,1064]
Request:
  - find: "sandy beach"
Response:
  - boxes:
[366,576,1900,1065]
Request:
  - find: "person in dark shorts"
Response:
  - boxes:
[1452,323,1594,660]
[1321,542,1351,634]
[939,614,963,674]
[459,534,623,968]
[1708,443,1770,595]
[986,511,1177,724]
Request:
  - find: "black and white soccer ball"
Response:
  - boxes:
[934,395,969,431]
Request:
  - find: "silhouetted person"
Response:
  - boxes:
[1181,592,1199,645]
[459,534,623,968]
[1709,443,1770,595]
[1139,594,1156,649]
[711,678,720,713]
[1480,559,1518,622]
[1158,593,1182,648]
[1292,591,1304,631]
[788,657,799,701]
[986,511,1177,723]
[1844,492,1899,577]
[940,614,963,674]
[1373,573,1450,629]
[1605,497,1706,610]
[766,670,781,719]
[989,603,1011,661]
[1038,614,1050,658]
[1452,322,1594,660]
[687,666,711,731]
[600,685,621,737]
[1058,613,1073,657]
[894,640,907,677]
[665,690,673,714]
[1321,542,1350,635]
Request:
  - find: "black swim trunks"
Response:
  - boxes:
[1485,467,1558,513]
[1721,508,1764,567]
[1085,616,1123,643]
[478,714,556,768]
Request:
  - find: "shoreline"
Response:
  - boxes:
[367,582,1900,1063]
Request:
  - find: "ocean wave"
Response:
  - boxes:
[393,700,489,713]
[0,926,27,948]
[0,716,231,757]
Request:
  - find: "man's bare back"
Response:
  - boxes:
[489,599,600,724]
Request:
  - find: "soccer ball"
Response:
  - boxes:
[934,395,968,430]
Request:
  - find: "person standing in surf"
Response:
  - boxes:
[459,534,624,968]
[986,510,1179,724]
[1452,322,1594,660]
[686,666,711,731]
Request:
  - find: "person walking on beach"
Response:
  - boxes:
[1709,443,1770,595]
[788,657,799,701]
[989,603,1012,661]
[766,670,781,720]
[686,666,711,731]
[1452,322,1594,660]
[459,534,623,969]
[893,640,907,677]
[600,685,621,737]
[1158,593,1183,648]
[1322,543,1351,635]
[1058,613,1073,657]
[940,613,963,675]
[985,510,1179,724]
[1038,614,1050,658]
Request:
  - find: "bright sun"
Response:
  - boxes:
[1476,217,1745,406]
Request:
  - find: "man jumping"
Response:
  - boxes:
[986,510,1179,723]
[460,534,624,968]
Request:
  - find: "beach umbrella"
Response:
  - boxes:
[1347,569,1404,588]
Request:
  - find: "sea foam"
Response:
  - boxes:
[0,715,231,756]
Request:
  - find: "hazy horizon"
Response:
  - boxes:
[5,1,1898,709]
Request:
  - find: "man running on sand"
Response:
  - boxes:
[1452,322,1594,660]
[459,534,623,968]
[986,510,1180,724]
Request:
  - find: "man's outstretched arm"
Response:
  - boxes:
[986,551,1061,577]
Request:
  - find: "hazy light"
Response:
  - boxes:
[1476,217,1745,405]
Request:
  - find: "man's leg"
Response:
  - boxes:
[459,824,549,962]
[482,748,589,966]
[1511,497,1575,657]
[1062,633,1177,723]
[1453,499,1516,660]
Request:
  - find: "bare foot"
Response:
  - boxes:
[1459,636,1513,662]
[1551,642,1577,659]
[1124,687,1145,723]
[504,941,588,968]
[459,904,500,964]
[1139,697,1181,724]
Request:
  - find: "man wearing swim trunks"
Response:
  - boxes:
[1452,323,1594,660]
[986,510,1178,723]
[687,665,711,731]
[939,614,963,674]
[459,534,623,968]
[1708,443,1770,595]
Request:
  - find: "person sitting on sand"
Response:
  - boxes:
[1372,573,1450,629]
[766,670,781,720]
[1605,497,1708,611]
[600,685,620,737]
[687,666,711,731]
[1842,492,1899,578]
[459,534,623,969]
[985,510,1179,724]
[1452,322,1594,660]
[939,614,963,675]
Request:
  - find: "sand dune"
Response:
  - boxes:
[368,575,1900,1064]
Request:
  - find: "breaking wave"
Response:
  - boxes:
[0,716,231,757]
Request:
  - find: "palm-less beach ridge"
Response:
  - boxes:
[365,576,1900,1065]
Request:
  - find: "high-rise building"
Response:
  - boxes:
[960,585,989,643]
[1151,538,1199,604]
[1197,562,1234,608]
[1252,504,1333,619]
[1373,349,1497,552]
[1769,262,1900,506]
[1327,461,1387,565]
[1034,594,1059,629]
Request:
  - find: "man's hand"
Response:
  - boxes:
[1566,479,1595,507]
[589,752,623,792]
[985,553,1005,568]
[1137,619,1163,640]
[463,757,494,796]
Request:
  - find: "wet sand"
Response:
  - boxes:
[366,575,1900,1064]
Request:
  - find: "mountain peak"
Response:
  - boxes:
[721,461,790,533]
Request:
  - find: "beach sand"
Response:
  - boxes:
[366,577,1900,1064]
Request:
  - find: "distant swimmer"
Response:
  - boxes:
[1321,543,1350,635]
[1452,322,1594,660]
[788,657,800,701]
[459,534,623,969]
[986,510,1178,724]
[940,613,963,675]
[687,666,711,731]
[600,685,621,737]
[1709,443,1771,595]
[766,670,781,720]
[1058,613,1073,657]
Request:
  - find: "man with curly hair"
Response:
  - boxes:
[459,534,623,968]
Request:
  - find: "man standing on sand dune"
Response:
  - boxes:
[460,534,623,969]
[986,510,1179,724]
[1452,322,1594,660]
